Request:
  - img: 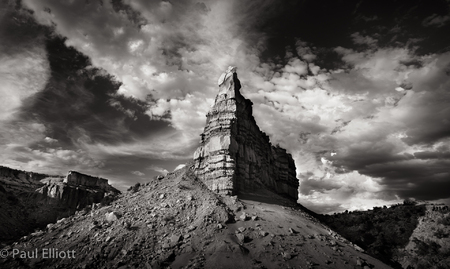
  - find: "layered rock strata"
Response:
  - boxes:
[193,67,299,200]
[0,166,120,243]
[38,171,119,209]
[64,171,110,190]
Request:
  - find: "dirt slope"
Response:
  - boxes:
[0,164,392,269]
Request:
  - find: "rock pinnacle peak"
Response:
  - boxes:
[194,67,299,199]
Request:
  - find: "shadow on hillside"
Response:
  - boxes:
[237,188,295,206]
[237,187,319,217]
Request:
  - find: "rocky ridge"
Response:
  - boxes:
[194,67,298,200]
[0,164,391,269]
[0,166,119,244]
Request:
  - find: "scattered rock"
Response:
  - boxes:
[356,257,364,266]
[260,231,269,237]
[251,215,258,221]
[170,234,181,246]
[105,212,121,222]
[239,212,249,221]
[159,194,165,199]
[281,252,292,260]
[238,227,246,233]
[236,233,245,244]
[353,244,365,252]
[123,220,131,229]
[186,225,196,232]
[31,231,44,237]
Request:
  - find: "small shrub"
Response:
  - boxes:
[438,215,450,226]
[130,182,141,193]
[434,228,449,239]
[177,184,191,190]
[6,194,19,203]
[403,198,417,206]
[82,206,91,214]
[100,195,114,206]
[163,215,175,222]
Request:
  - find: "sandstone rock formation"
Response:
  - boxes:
[0,166,119,243]
[64,170,109,190]
[194,67,299,200]
[0,166,50,182]
[37,170,120,209]
[0,166,57,193]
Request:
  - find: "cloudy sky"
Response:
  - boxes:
[1,0,449,214]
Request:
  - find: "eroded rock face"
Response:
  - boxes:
[0,167,120,243]
[0,166,49,182]
[36,182,106,209]
[38,171,120,209]
[64,171,109,190]
[194,67,299,200]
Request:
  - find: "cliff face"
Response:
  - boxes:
[193,67,299,200]
[64,171,109,190]
[0,166,50,182]
[36,183,105,209]
[0,166,120,243]
[0,166,54,193]
[38,170,120,209]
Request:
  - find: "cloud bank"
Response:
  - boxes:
[1,0,449,213]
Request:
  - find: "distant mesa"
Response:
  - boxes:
[193,66,299,200]
[38,170,120,209]
[0,166,119,244]
[65,170,113,192]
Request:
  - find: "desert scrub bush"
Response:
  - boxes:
[434,228,449,239]
[438,215,450,226]
[177,184,191,190]
[100,195,114,206]
[413,237,441,256]
[128,182,141,193]
[6,193,19,203]
[82,206,91,214]
[163,215,175,222]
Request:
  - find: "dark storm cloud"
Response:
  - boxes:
[250,0,450,64]
[3,0,450,212]
[362,158,450,200]
[16,35,172,148]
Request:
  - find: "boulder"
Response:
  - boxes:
[105,212,122,222]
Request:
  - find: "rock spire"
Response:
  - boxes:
[193,66,299,200]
